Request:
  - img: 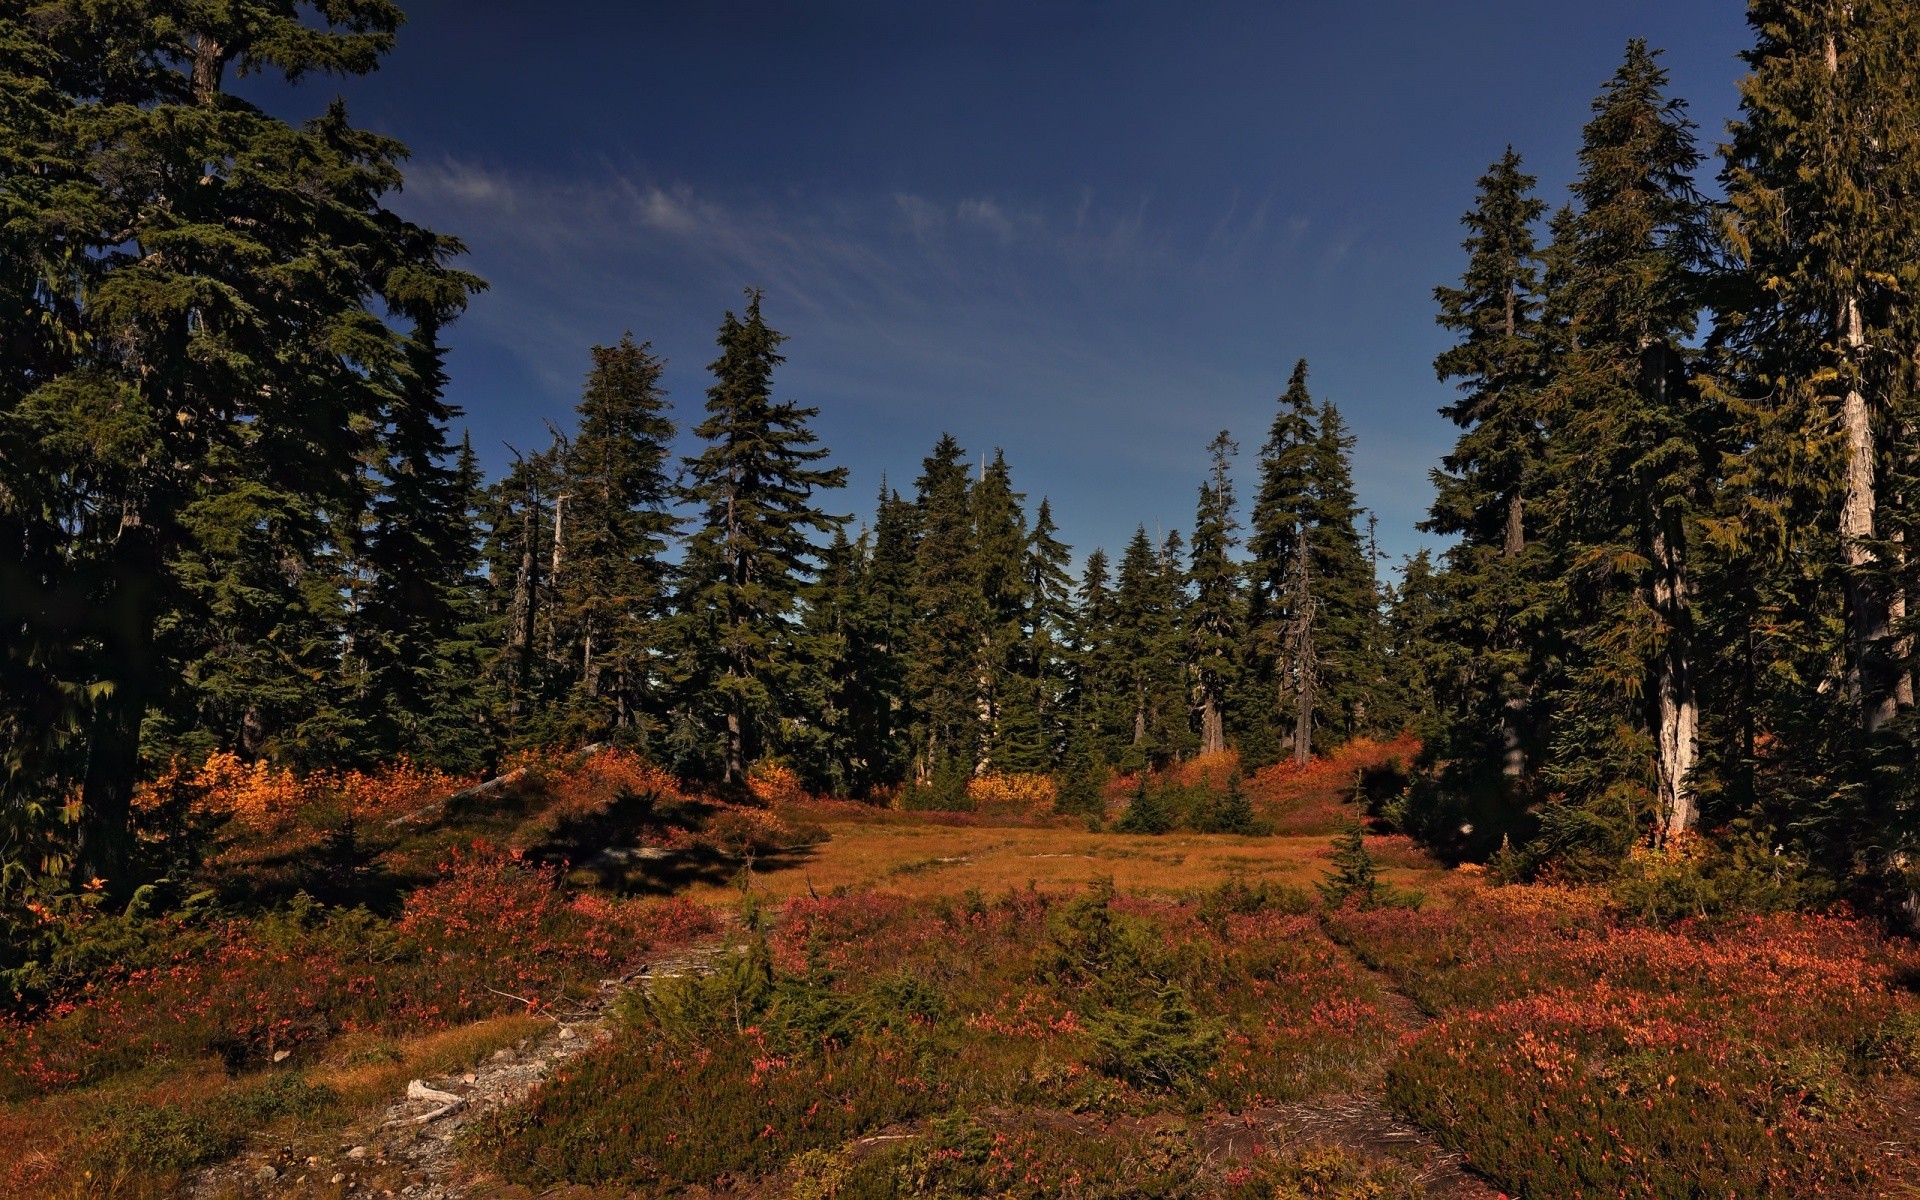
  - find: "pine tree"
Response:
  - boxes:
[1111,527,1184,771]
[555,335,678,746]
[1188,433,1242,756]
[1003,497,1076,771]
[358,302,490,772]
[1540,41,1718,844]
[1304,401,1380,744]
[674,291,847,784]
[1071,548,1123,763]
[853,484,917,789]
[971,450,1029,768]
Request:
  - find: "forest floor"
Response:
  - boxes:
[7,744,1920,1199]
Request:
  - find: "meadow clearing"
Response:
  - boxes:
[4,743,1917,1200]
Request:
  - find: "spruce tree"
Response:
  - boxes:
[1242,360,1321,765]
[1111,527,1184,770]
[971,450,1030,768]
[1716,0,1920,873]
[1304,401,1380,744]
[358,313,489,771]
[674,291,847,784]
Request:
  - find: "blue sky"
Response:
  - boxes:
[311,0,1751,574]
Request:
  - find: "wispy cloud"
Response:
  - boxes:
[395,158,1427,558]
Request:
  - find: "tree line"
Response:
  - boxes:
[1410,17,1920,899]
[3,3,1918,910]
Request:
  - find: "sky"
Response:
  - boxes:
[272,0,1754,575]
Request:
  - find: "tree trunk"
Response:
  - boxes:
[1291,531,1316,767]
[1839,295,1896,732]
[507,480,543,723]
[1200,692,1224,756]
[1651,523,1699,841]
[76,519,163,890]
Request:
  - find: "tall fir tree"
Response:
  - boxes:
[907,435,982,777]
[1187,433,1242,756]
[1304,401,1380,744]
[1241,360,1321,765]
[1539,41,1718,847]
[673,291,847,784]
[555,335,678,746]
[1423,148,1552,794]
[971,450,1030,769]
[0,2,481,884]
[1716,0,1920,873]
[358,312,488,771]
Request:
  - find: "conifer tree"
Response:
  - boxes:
[1071,548,1123,762]
[1304,401,1380,743]
[1540,41,1717,843]
[1716,0,1920,869]
[674,291,847,783]
[358,314,489,771]
[1112,527,1184,770]
[1188,433,1242,756]
[1424,149,1552,788]
[907,435,982,776]
[971,450,1030,768]
[0,2,480,883]
[555,335,678,745]
[1242,360,1321,764]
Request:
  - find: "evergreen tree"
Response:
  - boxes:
[971,450,1030,768]
[0,2,480,884]
[852,484,918,789]
[674,291,847,783]
[1305,401,1380,743]
[555,335,678,746]
[1002,497,1076,771]
[1071,548,1123,764]
[1423,149,1552,791]
[1111,527,1184,770]
[1716,0,1920,872]
[1241,360,1321,765]
[907,435,982,777]
[1188,433,1242,756]
[1540,41,1718,845]
[359,308,489,771]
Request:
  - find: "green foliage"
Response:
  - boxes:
[1087,984,1222,1089]
[1114,774,1174,835]
[1319,825,1383,908]
[1610,831,1834,926]
[672,291,848,784]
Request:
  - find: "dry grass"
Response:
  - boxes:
[697,815,1456,904]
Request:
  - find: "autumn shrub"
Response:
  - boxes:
[0,844,718,1100]
[1249,734,1421,836]
[1337,887,1920,1197]
[466,882,1394,1193]
[748,762,811,807]
[966,770,1058,816]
